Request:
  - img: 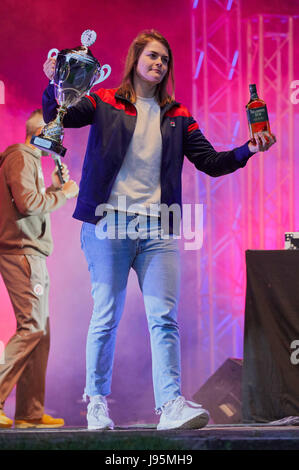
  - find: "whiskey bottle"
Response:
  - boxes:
[246,84,271,143]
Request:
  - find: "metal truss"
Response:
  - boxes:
[190,0,295,382]
[245,13,295,248]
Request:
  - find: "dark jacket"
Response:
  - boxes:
[42,85,253,224]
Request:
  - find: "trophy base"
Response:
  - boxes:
[30,136,67,157]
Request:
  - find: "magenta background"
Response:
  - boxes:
[0,0,298,425]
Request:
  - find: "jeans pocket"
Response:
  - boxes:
[80,222,94,248]
[80,223,95,270]
[80,223,85,250]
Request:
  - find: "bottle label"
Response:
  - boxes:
[247,105,269,124]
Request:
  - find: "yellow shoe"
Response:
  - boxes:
[15,414,64,429]
[0,410,13,428]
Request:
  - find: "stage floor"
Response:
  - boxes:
[1,423,299,450]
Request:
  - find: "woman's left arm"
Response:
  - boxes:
[183,115,276,177]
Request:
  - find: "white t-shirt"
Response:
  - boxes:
[107,95,162,217]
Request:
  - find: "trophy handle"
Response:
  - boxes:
[47,49,60,85]
[90,64,111,91]
[48,48,60,59]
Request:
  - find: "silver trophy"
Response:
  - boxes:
[31,30,111,180]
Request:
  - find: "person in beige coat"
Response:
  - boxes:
[0,109,78,428]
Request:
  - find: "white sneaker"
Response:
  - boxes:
[87,395,114,430]
[157,396,209,430]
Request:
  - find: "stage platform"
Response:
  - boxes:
[1,423,299,451]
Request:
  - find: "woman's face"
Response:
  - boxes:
[136,40,169,84]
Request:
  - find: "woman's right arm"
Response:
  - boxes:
[42,57,96,128]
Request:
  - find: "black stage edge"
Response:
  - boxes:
[1,424,299,451]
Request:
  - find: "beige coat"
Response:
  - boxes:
[0,144,66,257]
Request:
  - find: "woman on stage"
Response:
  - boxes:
[42,29,275,430]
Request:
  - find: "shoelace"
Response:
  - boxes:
[90,401,108,419]
[166,396,186,414]
[156,396,187,416]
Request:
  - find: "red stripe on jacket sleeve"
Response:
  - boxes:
[188,122,199,133]
[86,95,96,109]
[165,105,191,118]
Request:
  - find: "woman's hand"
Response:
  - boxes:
[248,131,277,153]
[43,57,56,81]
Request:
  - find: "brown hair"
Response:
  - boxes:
[26,109,44,138]
[117,29,175,107]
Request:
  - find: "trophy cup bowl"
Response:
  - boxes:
[31,46,102,157]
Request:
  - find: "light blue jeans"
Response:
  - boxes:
[80,212,181,410]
